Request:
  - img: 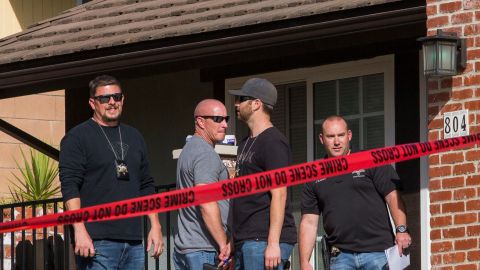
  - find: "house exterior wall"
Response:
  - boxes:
[0,0,75,200]
[426,1,480,269]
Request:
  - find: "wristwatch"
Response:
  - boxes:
[396,225,409,233]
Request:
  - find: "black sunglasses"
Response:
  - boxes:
[196,115,230,123]
[93,93,123,104]
[236,96,257,103]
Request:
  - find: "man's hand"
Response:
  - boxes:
[301,263,314,270]
[218,242,233,269]
[395,232,411,256]
[146,226,164,258]
[74,227,95,257]
[264,243,281,270]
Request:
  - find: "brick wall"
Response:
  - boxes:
[426,1,480,269]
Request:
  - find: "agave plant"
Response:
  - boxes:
[8,147,60,202]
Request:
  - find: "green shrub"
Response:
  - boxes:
[8,148,60,202]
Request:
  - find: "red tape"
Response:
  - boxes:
[1,133,479,233]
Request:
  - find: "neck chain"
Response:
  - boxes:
[235,136,258,176]
[97,122,124,160]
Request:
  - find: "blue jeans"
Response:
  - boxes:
[330,250,388,270]
[76,240,144,270]
[173,250,217,270]
[234,241,294,270]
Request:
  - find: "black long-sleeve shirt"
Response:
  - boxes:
[60,118,155,240]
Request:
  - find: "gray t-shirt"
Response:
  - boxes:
[174,135,230,253]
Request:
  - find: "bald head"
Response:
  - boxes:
[194,99,226,117]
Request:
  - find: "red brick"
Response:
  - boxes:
[442,202,465,213]
[464,24,480,35]
[464,0,480,9]
[466,250,480,261]
[428,16,450,28]
[429,118,444,129]
[465,149,480,161]
[455,238,478,250]
[431,204,441,215]
[437,267,453,270]
[441,152,465,164]
[430,179,442,190]
[454,264,477,270]
[431,254,443,265]
[452,77,463,87]
[452,12,474,24]
[466,175,480,185]
[427,5,437,16]
[452,89,473,100]
[465,74,480,86]
[453,163,475,175]
[454,188,476,200]
[454,213,477,224]
[466,225,480,236]
[431,228,442,240]
[441,78,452,88]
[443,227,466,238]
[429,106,440,118]
[442,176,465,188]
[475,88,480,97]
[431,190,452,202]
[430,154,440,165]
[440,103,464,114]
[467,49,480,60]
[429,92,450,103]
[439,1,462,13]
[431,215,453,227]
[432,241,453,252]
[430,166,453,178]
[466,200,480,211]
[429,130,440,141]
[428,79,440,90]
[443,252,466,264]
[465,100,480,110]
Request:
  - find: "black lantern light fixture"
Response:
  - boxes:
[418,29,466,77]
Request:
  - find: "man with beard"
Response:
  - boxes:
[229,78,297,270]
[60,75,164,270]
[174,99,233,270]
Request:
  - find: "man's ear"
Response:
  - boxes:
[319,133,324,145]
[196,117,206,129]
[88,98,95,111]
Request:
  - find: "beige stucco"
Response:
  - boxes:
[0,0,75,199]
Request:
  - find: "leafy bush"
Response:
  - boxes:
[8,148,60,202]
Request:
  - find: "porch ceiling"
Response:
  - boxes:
[0,0,425,97]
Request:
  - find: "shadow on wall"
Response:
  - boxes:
[14,235,75,270]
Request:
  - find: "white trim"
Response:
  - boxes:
[226,55,395,161]
[419,50,431,270]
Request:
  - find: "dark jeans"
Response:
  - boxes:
[234,240,294,270]
[76,240,144,270]
[330,250,388,270]
[173,250,217,270]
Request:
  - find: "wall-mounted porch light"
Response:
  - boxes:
[417,30,466,77]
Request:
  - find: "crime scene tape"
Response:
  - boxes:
[1,133,479,233]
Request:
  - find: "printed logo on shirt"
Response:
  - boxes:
[352,169,366,178]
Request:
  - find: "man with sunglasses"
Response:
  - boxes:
[60,75,164,270]
[229,78,297,270]
[174,99,233,270]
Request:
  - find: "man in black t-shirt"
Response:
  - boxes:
[59,75,164,270]
[298,115,411,270]
[229,78,297,270]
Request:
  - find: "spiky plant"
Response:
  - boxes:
[8,148,60,202]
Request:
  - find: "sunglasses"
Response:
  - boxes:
[196,115,230,123]
[93,93,123,104]
[236,96,257,103]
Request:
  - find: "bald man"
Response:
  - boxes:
[174,99,233,270]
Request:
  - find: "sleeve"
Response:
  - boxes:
[59,132,87,201]
[193,150,224,185]
[301,182,320,215]
[369,165,400,197]
[139,134,155,196]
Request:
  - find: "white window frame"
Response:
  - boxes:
[225,54,396,162]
